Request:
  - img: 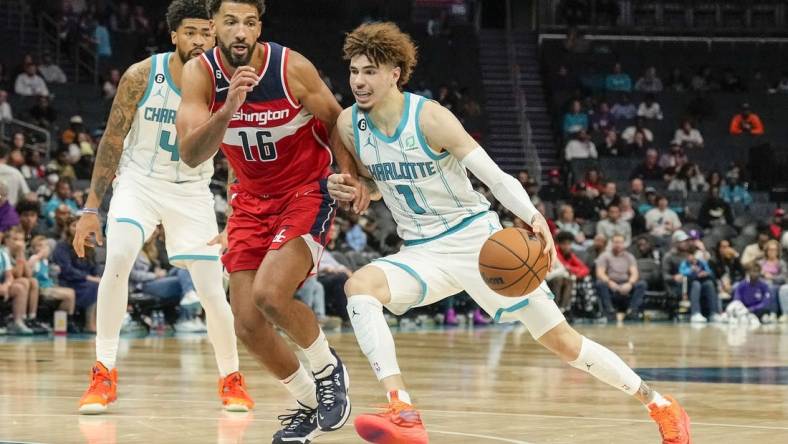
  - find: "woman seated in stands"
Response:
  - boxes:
[52,216,98,332]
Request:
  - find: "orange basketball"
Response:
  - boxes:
[479,227,550,297]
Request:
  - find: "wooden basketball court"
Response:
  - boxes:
[1,323,786,443]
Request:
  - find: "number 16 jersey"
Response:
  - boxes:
[200,43,332,195]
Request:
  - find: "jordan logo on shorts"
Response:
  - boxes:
[273,228,287,243]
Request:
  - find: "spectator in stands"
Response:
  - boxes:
[516,170,530,188]
[659,143,688,178]
[46,150,77,182]
[729,103,764,136]
[564,130,597,161]
[555,204,586,248]
[0,180,20,232]
[707,171,723,190]
[546,253,572,316]
[52,217,98,332]
[665,68,687,92]
[619,196,640,225]
[4,226,45,332]
[28,95,58,129]
[636,94,663,121]
[635,66,663,93]
[0,229,33,334]
[698,186,734,228]
[582,233,608,268]
[11,132,25,152]
[21,150,45,180]
[562,99,588,136]
[103,68,121,100]
[0,90,12,122]
[37,54,67,84]
[645,195,681,238]
[637,187,658,215]
[14,63,49,97]
[610,94,637,122]
[568,182,598,222]
[721,170,752,209]
[760,240,788,308]
[598,127,622,156]
[595,234,645,321]
[669,163,707,197]
[679,244,722,323]
[29,235,77,329]
[691,66,717,92]
[47,204,72,240]
[629,148,664,181]
[621,118,654,145]
[551,65,580,93]
[556,231,590,279]
[741,227,771,267]
[710,239,744,301]
[596,204,631,246]
[110,1,134,34]
[0,144,30,206]
[605,62,632,92]
[591,101,615,134]
[61,115,89,146]
[44,179,79,227]
[92,18,112,61]
[734,263,777,322]
[633,235,659,261]
[672,119,704,150]
[595,181,620,211]
[16,200,46,243]
[769,208,785,240]
[629,178,645,204]
[132,5,152,34]
[539,169,568,203]
[721,68,744,93]
[584,169,604,193]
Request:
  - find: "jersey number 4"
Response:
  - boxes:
[238,130,278,162]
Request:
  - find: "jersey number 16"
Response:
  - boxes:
[238,130,278,162]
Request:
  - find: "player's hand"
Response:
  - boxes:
[327,173,356,201]
[73,213,103,258]
[530,214,556,270]
[224,66,259,114]
[208,229,229,252]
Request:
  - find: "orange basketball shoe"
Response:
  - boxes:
[78,362,118,414]
[354,391,429,444]
[649,395,691,444]
[219,371,255,412]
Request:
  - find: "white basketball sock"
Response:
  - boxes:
[280,363,318,409]
[301,329,337,378]
[568,336,642,396]
[188,260,239,377]
[96,220,143,369]
[347,295,401,381]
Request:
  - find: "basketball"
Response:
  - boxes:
[479,227,549,297]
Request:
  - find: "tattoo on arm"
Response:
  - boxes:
[89,62,149,204]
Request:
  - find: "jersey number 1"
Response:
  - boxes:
[395,184,426,215]
[239,130,278,162]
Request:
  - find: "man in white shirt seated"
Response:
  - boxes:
[14,64,50,97]
[565,130,598,161]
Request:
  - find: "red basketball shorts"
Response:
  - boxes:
[222,179,336,274]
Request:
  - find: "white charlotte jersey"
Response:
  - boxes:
[352,92,491,246]
[118,52,213,183]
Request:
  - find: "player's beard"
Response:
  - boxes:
[219,40,253,67]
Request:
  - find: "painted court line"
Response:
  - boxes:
[430,429,535,444]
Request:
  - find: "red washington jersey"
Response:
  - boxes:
[200,42,332,195]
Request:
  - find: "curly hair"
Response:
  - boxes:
[343,22,418,88]
[207,0,265,17]
[166,0,210,32]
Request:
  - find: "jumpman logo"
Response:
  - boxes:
[152,87,165,99]
[585,362,594,371]
[364,134,375,148]
[351,307,360,318]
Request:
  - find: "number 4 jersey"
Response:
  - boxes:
[119,52,214,184]
[200,43,332,195]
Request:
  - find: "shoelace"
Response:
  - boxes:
[87,368,112,392]
[374,401,422,427]
[222,373,244,395]
[278,408,314,431]
[315,370,338,409]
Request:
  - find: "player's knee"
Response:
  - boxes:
[251,284,285,322]
[104,248,137,274]
[233,314,257,345]
[538,321,583,362]
[345,268,389,304]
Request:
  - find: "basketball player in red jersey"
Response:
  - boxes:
[176,1,363,442]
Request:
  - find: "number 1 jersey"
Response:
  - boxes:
[200,43,332,195]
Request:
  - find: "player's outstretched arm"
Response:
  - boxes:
[74,59,150,258]
[286,51,370,212]
[177,59,258,167]
[419,100,555,264]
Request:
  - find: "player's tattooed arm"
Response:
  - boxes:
[85,59,151,208]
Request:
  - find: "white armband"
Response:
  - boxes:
[461,146,539,224]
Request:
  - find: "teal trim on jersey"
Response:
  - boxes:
[375,258,427,307]
[169,254,219,262]
[352,104,361,158]
[414,96,449,160]
[136,54,158,109]
[492,289,556,323]
[403,211,489,246]
[163,52,181,96]
[115,217,146,246]
[366,92,411,143]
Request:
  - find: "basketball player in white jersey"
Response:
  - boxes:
[328,22,691,444]
[72,0,253,414]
